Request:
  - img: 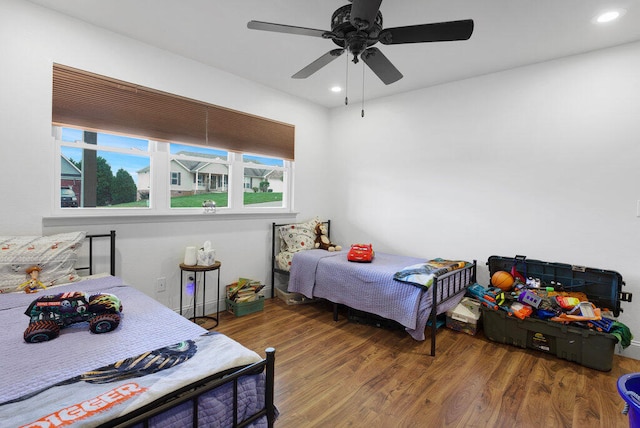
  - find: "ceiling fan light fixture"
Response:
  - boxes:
[594,9,626,24]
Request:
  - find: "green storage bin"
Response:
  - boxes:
[482,306,617,371]
[482,255,631,371]
[225,296,264,317]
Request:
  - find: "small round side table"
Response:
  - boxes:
[179,261,221,328]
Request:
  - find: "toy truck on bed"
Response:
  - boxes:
[23,291,123,343]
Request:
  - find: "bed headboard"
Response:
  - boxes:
[271,220,330,298]
[75,230,116,276]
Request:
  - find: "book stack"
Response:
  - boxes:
[226,278,264,303]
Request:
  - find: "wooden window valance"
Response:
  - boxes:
[52,64,295,160]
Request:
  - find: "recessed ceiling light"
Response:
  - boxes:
[330,86,342,93]
[594,9,626,23]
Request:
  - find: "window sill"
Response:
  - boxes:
[43,210,298,227]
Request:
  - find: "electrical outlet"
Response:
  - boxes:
[156,277,166,293]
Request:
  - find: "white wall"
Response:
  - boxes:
[328,41,640,357]
[0,0,332,312]
[3,0,639,358]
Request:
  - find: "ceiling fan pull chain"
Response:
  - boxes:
[361,61,365,118]
[345,51,349,106]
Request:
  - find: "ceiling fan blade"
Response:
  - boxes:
[350,0,382,30]
[247,20,329,38]
[361,47,403,85]
[379,19,474,44]
[292,49,345,79]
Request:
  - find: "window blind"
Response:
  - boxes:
[52,64,295,160]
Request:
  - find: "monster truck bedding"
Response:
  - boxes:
[0,276,265,427]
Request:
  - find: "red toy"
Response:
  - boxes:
[347,244,374,263]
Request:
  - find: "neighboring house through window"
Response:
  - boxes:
[168,145,231,208]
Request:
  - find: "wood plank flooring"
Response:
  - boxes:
[202,298,640,427]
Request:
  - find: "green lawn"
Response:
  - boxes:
[170,193,228,208]
[243,192,283,204]
[110,192,282,208]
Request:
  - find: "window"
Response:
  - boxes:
[55,127,290,213]
[58,128,150,208]
[51,64,294,215]
[171,172,181,186]
[169,144,230,209]
[242,154,286,208]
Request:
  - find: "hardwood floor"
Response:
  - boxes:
[204,298,640,427]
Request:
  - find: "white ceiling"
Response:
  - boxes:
[27,0,640,108]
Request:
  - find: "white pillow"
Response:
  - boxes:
[278,218,320,253]
[0,231,85,293]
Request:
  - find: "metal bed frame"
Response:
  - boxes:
[80,231,277,427]
[101,349,276,428]
[271,221,477,356]
[75,230,116,276]
[426,262,477,356]
[271,220,330,299]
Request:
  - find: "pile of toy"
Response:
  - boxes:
[467,269,633,347]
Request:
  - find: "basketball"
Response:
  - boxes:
[491,270,514,291]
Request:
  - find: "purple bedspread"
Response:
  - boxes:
[288,250,468,341]
[0,276,207,405]
[0,277,269,427]
[0,332,268,427]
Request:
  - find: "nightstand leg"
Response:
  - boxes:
[179,271,183,316]
[216,269,220,326]
[202,272,206,319]
[192,274,197,322]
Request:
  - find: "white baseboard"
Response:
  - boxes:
[617,340,640,361]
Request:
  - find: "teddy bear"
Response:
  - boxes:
[314,223,342,252]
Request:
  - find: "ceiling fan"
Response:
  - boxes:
[247,0,474,85]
